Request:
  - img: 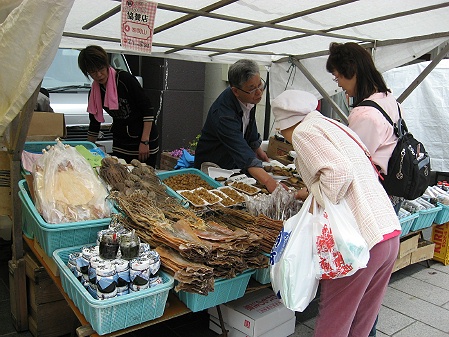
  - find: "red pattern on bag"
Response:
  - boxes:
[315,211,354,279]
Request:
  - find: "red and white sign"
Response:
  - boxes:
[121,0,157,53]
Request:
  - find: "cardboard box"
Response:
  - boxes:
[26,112,66,141]
[159,151,179,171]
[266,136,293,159]
[209,314,296,337]
[392,254,411,273]
[398,234,419,258]
[410,240,436,264]
[208,288,295,337]
[432,223,449,265]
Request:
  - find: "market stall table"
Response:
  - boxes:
[23,235,269,336]
[23,235,191,336]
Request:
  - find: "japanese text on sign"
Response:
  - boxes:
[121,0,157,53]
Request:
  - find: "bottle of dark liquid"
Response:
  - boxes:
[99,230,119,260]
[120,230,140,260]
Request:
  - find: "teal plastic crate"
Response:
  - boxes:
[22,141,98,175]
[434,203,449,225]
[18,179,112,256]
[24,141,97,153]
[176,269,255,312]
[251,252,271,284]
[410,205,442,232]
[157,168,222,204]
[399,213,419,237]
[53,245,174,335]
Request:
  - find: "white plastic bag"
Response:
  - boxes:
[33,140,111,223]
[270,194,319,312]
[313,194,370,280]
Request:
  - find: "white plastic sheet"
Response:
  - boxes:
[383,59,449,172]
[0,0,74,136]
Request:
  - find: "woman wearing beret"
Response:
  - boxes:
[272,90,401,337]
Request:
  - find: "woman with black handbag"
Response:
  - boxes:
[326,41,404,337]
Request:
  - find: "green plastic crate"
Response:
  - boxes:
[19,179,112,256]
[399,213,419,237]
[176,269,255,312]
[251,252,271,284]
[434,203,449,225]
[53,245,174,335]
[410,205,442,231]
[157,168,222,206]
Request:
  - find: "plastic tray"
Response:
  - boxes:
[399,213,419,237]
[434,202,449,225]
[157,168,222,202]
[410,205,442,231]
[19,179,112,256]
[176,269,255,312]
[53,245,174,335]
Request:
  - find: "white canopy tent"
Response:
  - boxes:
[2,0,449,134]
[59,0,449,97]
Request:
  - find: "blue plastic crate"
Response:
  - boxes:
[410,205,442,232]
[53,245,174,335]
[176,269,255,312]
[18,179,112,256]
[251,252,271,284]
[22,141,98,175]
[399,213,419,237]
[24,141,97,153]
[434,203,449,225]
[157,168,222,203]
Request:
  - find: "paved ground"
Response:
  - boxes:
[1,235,449,337]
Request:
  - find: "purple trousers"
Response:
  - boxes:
[313,235,400,337]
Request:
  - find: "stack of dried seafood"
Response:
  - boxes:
[109,191,267,293]
[155,245,214,295]
[99,158,169,203]
[205,207,284,254]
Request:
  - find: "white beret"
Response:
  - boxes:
[272,90,318,130]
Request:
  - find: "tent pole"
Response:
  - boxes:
[290,57,348,124]
[8,85,40,332]
[397,42,449,103]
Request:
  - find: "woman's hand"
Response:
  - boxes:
[294,187,309,201]
[138,143,150,162]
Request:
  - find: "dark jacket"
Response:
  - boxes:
[194,87,262,171]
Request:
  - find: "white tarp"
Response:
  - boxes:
[383,60,449,172]
[269,38,449,101]
[0,0,74,136]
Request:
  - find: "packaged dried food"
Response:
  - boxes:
[229,181,260,195]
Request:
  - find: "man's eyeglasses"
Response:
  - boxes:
[234,78,267,95]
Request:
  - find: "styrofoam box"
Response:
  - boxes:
[208,288,295,337]
[209,314,296,337]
